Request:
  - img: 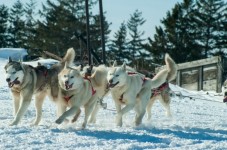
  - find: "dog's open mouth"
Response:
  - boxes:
[108,81,119,88]
[65,83,73,90]
[8,77,20,88]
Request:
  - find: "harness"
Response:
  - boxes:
[63,94,74,103]
[83,77,96,96]
[151,82,169,98]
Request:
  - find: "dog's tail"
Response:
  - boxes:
[165,53,177,82]
[61,48,76,65]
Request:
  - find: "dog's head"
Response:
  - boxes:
[58,64,83,91]
[107,62,128,88]
[222,80,227,103]
[80,64,94,78]
[4,57,25,88]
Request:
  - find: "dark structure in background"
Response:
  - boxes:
[85,0,106,65]
[156,56,227,93]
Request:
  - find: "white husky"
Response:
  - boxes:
[55,65,99,128]
[146,54,177,120]
[107,53,176,126]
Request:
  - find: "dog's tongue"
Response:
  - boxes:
[223,97,227,103]
[65,83,73,90]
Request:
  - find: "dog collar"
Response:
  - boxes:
[64,95,74,103]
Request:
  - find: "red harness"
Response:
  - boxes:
[63,94,74,103]
[43,70,48,77]
[127,72,147,85]
[83,77,96,96]
[151,82,169,98]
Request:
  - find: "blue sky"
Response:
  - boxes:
[4,0,182,39]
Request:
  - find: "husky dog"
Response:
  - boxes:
[80,63,142,124]
[4,48,75,125]
[107,55,173,127]
[222,80,227,103]
[146,54,177,120]
[55,65,99,128]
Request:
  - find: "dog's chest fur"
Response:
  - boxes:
[111,75,144,104]
[59,80,93,106]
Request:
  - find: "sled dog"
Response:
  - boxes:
[107,55,173,127]
[55,65,99,128]
[4,48,75,125]
[222,80,227,103]
[146,54,177,120]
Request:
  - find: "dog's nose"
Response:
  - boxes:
[109,79,113,84]
[6,78,10,82]
[65,81,69,85]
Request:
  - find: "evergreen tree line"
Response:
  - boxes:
[0,0,226,71]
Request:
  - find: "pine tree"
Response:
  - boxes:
[0,5,9,47]
[127,9,148,67]
[23,0,38,52]
[145,0,226,64]
[35,0,80,56]
[193,0,227,57]
[108,22,129,63]
[8,0,25,48]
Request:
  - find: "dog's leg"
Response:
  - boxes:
[116,98,135,127]
[159,93,172,117]
[9,93,33,126]
[12,92,20,116]
[146,96,156,121]
[57,103,67,118]
[33,92,46,125]
[71,109,81,123]
[83,100,96,128]
[113,101,123,126]
[55,106,79,124]
[134,93,150,126]
[89,102,100,124]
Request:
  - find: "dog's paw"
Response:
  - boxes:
[81,122,87,129]
[55,117,64,124]
[116,115,123,127]
[9,120,18,126]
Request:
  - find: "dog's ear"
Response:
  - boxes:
[37,62,42,66]
[113,60,117,67]
[8,57,12,62]
[121,62,126,71]
[64,62,69,69]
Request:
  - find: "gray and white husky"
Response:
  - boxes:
[4,48,75,125]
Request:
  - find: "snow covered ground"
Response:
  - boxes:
[0,56,226,150]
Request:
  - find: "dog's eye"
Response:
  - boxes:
[12,71,16,74]
[115,75,119,77]
[64,75,67,78]
[70,76,74,78]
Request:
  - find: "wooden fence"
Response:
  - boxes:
[156,56,227,93]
